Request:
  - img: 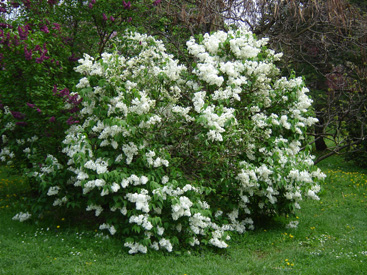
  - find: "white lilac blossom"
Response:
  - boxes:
[171,196,193,220]
[145,151,169,168]
[86,204,104,216]
[129,214,153,230]
[209,230,228,248]
[16,139,25,145]
[286,221,299,229]
[159,238,173,252]
[12,212,32,222]
[161,176,169,184]
[76,77,90,89]
[0,147,14,162]
[157,226,165,236]
[126,190,151,213]
[122,142,139,165]
[189,213,211,235]
[124,242,148,254]
[84,158,108,174]
[99,223,117,235]
[53,196,68,206]
[172,106,194,122]
[47,186,60,196]
[190,237,200,246]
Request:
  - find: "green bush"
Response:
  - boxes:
[3,29,326,253]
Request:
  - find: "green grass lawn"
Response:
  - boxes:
[1,156,367,275]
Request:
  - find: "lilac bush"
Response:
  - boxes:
[4,28,326,253]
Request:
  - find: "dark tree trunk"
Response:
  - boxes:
[315,116,327,151]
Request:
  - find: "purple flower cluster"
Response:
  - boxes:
[24,45,32,60]
[0,23,12,29]
[1,23,54,64]
[47,0,58,5]
[23,0,31,9]
[11,111,26,120]
[52,23,61,31]
[26,102,42,113]
[68,53,79,62]
[53,86,83,124]
[11,110,27,126]
[26,102,36,108]
[0,3,6,13]
[66,116,79,125]
[18,25,30,40]
[11,1,20,8]
[153,0,161,6]
[123,1,131,9]
[35,43,50,63]
[88,0,95,9]
[40,25,49,34]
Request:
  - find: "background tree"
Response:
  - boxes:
[223,0,367,164]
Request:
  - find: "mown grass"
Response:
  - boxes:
[1,156,367,274]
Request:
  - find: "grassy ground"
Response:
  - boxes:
[1,156,367,274]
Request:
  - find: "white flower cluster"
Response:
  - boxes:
[47,186,60,196]
[99,223,116,235]
[53,196,68,207]
[124,241,148,254]
[75,53,102,76]
[158,238,173,252]
[201,106,236,141]
[84,158,109,174]
[122,142,139,165]
[153,183,199,200]
[130,91,155,115]
[189,213,211,235]
[86,204,104,216]
[121,174,149,188]
[12,212,32,222]
[171,106,194,122]
[40,155,63,177]
[62,132,93,164]
[209,230,228,248]
[171,196,193,220]
[286,221,299,229]
[145,151,169,167]
[129,214,153,230]
[0,146,14,163]
[126,189,151,213]
[82,178,106,194]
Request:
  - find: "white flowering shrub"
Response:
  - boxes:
[6,29,325,253]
